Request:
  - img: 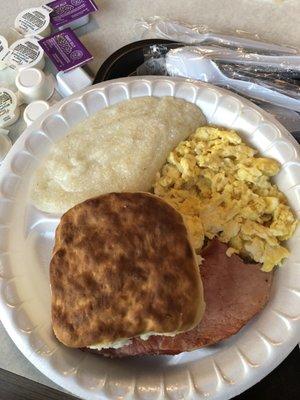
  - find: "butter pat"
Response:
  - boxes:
[47,0,98,30]
[89,338,132,351]
[15,7,52,38]
[88,331,177,351]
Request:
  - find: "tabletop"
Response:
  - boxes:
[1,0,300,78]
[0,0,300,399]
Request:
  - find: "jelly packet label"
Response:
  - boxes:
[47,0,98,28]
[38,28,93,72]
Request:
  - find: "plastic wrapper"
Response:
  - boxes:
[134,43,179,76]
[166,47,300,111]
[134,17,300,112]
[136,17,299,55]
[166,45,300,74]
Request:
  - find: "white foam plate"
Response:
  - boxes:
[0,77,299,400]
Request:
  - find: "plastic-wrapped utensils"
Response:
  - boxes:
[136,17,299,55]
[166,47,300,112]
[134,17,300,111]
[219,64,300,100]
[164,45,300,74]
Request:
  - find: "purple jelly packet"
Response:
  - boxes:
[38,28,93,72]
[47,0,98,29]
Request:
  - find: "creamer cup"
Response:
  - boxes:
[0,35,8,70]
[15,68,55,104]
[15,6,52,38]
[23,100,50,126]
[0,133,12,162]
[0,88,20,128]
[3,38,45,71]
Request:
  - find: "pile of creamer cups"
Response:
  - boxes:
[0,1,97,162]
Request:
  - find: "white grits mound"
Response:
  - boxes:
[31,96,206,214]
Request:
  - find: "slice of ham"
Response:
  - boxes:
[88,239,273,357]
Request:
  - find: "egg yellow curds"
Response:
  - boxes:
[153,126,297,272]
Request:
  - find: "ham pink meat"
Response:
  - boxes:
[89,239,273,357]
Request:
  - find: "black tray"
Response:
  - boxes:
[93,39,182,83]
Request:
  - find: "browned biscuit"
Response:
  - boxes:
[50,192,205,348]
[91,239,273,357]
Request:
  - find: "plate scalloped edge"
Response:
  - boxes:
[0,76,299,400]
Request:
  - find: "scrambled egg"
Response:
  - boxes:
[153,126,297,272]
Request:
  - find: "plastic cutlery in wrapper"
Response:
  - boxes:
[166,48,300,112]
[165,45,300,73]
[136,17,299,55]
[220,65,300,100]
[135,17,300,111]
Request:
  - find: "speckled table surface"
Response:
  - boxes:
[1,0,300,79]
[0,0,299,397]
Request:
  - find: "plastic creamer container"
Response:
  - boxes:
[15,68,55,104]
[0,36,8,55]
[15,6,52,38]
[0,88,20,128]
[23,100,50,126]
[2,38,45,71]
[0,36,8,70]
[0,129,12,162]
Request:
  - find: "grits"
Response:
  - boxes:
[31,97,206,213]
